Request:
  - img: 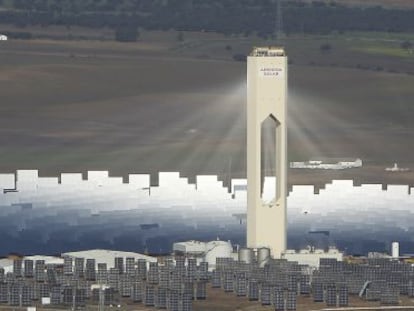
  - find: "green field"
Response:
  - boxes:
[352,46,414,58]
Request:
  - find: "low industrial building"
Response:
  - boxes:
[62,249,157,268]
[173,240,234,270]
[282,247,343,268]
[290,158,363,170]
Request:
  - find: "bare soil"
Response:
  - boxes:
[0,30,413,187]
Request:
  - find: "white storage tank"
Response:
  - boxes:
[238,248,255,264]
[204,240,233,268]
[392,242,399,258]
[257,247,271,267]
[328,247,339,254]
[172,240,206,255]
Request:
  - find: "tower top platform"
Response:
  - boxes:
[250,47,285,57]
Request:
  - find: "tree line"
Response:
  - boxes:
[1,0,414,41]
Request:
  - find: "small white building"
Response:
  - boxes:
[173,240,206,255]
[290,158,362,170]
[0,34,8,41]
[62,249,157,269]
[282,247,343,268]
[385,163,410,172]
[0,258,14,273]
[173,240,234,270]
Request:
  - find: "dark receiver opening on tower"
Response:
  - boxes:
[260,115,279,203]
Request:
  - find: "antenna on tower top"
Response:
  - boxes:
[275,0,285,44]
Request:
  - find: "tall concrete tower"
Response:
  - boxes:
[247,47,287,258]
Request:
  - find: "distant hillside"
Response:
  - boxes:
[308,0,414,9]
[0,0,413,39]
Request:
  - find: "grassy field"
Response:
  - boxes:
[0,28,414,187]
[352,46,414,58]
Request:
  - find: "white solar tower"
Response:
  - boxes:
[247,47,288,258]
